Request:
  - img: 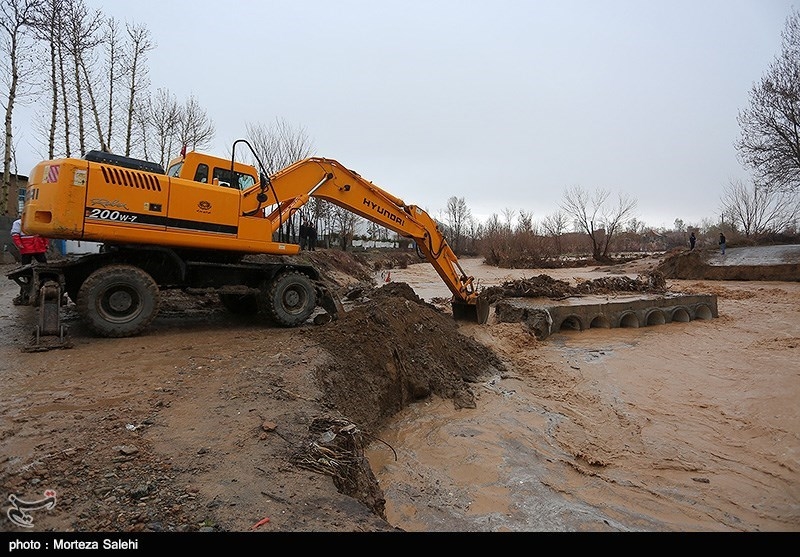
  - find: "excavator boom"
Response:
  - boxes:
[251,157,481,313]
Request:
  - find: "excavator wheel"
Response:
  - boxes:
[76,264,160,338]
[258,271,317,327]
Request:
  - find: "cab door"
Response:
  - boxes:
[166,177,242,239]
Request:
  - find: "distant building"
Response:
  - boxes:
[3,172,29,216]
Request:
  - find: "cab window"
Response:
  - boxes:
[194,164,209,184]
[212,167,255,190]
[238,173,256,190]
[166,162,183,177]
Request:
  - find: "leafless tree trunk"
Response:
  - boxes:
[722,178,800,236]
[133,97,150,161]
[312,197,332,248]
[74,9,109,154]
[57,18,70,157]
[102,16,119,152]
[31,0,63,161]
[62,0,101,156]
[445,196,470,254]
[0,0,41,215]
[79,52,106,152]
[122,22,152,156]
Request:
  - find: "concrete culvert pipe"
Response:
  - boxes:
[671,307,691,322]
[619,312,640,328]
[646,309,666,326]
[590,315,611,329]
[558,316,582,332]
[694,305,714,320]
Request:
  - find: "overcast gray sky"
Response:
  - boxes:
[14,0,799,229]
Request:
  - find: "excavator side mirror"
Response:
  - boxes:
[257,192,268,203]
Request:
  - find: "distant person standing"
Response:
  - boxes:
[718,232,726,255]
[689,231,697,251]
[308,220,317,251]
[299,219,309,250]
[10,218,48,264]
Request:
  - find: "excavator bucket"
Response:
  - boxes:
[315,283,345,324]
[452,296,490,324]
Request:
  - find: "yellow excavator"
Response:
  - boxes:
[9,139,488,344]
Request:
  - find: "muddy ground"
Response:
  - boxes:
[0,246,797,534]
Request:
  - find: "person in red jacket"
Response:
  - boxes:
[10,218,48,265]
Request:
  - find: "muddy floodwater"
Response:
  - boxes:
[366,257,800,532]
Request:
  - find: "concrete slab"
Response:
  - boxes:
[705,244,800,266]
[494,292,718,340]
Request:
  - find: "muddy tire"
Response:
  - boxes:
[77,265,160,337]
[219,293,258,315]
[258,271,316,327]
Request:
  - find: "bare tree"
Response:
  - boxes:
[625,217,646,234]
[542,210,568,254]
[149,87,179,168]
[501,207,516,229]
[1,0,42,215]
[245,117,314,175]
[102,16,120,152]
[132,96,150,161]
[61,0,102,156]
[445,196,470,254]
[560,185,638,262]
[30,0,63,161]
[721,178,800,236]
[245,117,318,227]
[329,204,358,251]
[121,22,153,156]
[516,210,533,234]
[736,8,800,193]
[177,94,213,153]
[55,6,69,157]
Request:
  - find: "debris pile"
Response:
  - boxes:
[480,272,667,304]
[292,417,387,519]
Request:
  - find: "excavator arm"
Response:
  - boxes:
[242,157,488,323]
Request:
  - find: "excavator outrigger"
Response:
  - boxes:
[8,139,488,347]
